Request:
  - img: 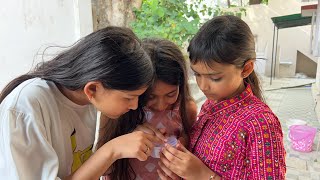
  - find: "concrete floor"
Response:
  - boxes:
[262,77,320,180]
[191,76,320,180]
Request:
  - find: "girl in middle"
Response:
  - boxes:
[99,38,197,180]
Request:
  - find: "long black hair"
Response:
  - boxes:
[0,26,154,103]
[188,15,263,101]
[142,38,192,132]
[98,38,192,180]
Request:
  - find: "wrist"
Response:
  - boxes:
[200,166,219,180]
[208,174,217,180]
[103,139,120,161]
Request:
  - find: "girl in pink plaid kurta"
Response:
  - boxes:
[189,84,286,179]
[158,15,286,180]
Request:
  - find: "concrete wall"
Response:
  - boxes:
[242,0,317,77]
[0,0,93,90]
[312,63,320,120]
[296,51,317,77]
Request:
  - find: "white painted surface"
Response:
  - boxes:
[242,0,318,77]
[317,58,320,89]
[0,0,93,90]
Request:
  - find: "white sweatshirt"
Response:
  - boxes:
[0,78,97,180]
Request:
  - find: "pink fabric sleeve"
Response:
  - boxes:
[217,111,286,180]
[243,111,286,180]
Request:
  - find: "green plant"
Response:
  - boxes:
[213,5,247,18]
[131,0,204,47]
[131,0,250,48]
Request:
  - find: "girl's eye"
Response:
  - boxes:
[193,72,200,76]
[125,97,134,101]
[148,95,155,99]
[167,91,177,98]
[210,78,222,82]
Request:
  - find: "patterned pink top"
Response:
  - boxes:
[129,104,182,180]
[102,103,182,180]
[189,85,286,180]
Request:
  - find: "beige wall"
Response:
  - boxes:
[317,58,320,89]
[0,0,93,90]
[296,51,317,77]
[243,0,317,77]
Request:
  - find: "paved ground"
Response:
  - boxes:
[191,76,320,180]
[262,77,320,180]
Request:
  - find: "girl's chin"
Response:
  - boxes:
[101,112,123,120]
[205,96,221,103]
[205,95,217,100]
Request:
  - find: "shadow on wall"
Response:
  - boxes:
[296,51,317,78]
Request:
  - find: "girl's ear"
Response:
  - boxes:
[241,60,255,78]
[83,81,104,101]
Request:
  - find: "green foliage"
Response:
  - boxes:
[131,0,202,47]
[213,6,247,18]
[130,0,249,47]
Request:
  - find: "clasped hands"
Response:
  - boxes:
[135,123,212,180]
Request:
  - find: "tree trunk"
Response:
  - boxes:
[249,0,262,5]
[91,0,142,31]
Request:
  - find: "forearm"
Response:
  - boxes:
[64,141,118,180]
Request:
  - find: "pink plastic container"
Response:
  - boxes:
[289,125,317,152]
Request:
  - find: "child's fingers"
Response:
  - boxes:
[143,138,155,151]
[131,131,155,149]
[158,128,167,135]
[176,142,191,154]
[135,125,154,134]
[144,123,166,140]
[136,151,148,161]
[129,131,155,157]
[158,161,180,180]
[159,154,178,176]
[163,144,184,160]
[159,152,171,166]
[160,145,183,171]
[144,132,163,144]
[157,169,172,180]
[142,142,154,157]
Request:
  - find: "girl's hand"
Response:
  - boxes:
[159,142,216,180]
[135,122,166,141]
[68,131,163,180]
[157,155,180,180]
[108,131,163,161]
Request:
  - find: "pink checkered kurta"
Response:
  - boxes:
[129,104,182,180]
[189,85,286,180]
[102,103,182,180]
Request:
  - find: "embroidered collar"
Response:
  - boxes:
[198,84,253,117]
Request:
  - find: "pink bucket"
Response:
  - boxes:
[289,125,317,152]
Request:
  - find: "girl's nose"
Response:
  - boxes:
[197,77,209,92]
[153,99,167,112]
[129,98,139,110]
